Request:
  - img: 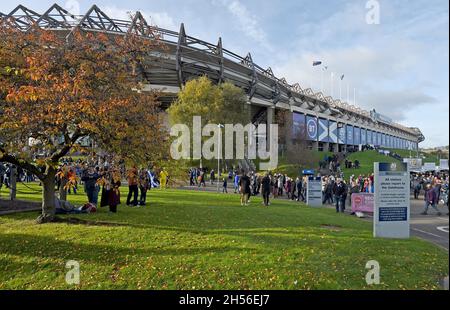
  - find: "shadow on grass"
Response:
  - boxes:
[0,233,249,266]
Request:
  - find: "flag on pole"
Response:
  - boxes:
[340,74,345,80]
[313,61,322,66]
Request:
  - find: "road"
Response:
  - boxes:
[409,197,449,251]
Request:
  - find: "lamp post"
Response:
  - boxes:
[217,124,224,192]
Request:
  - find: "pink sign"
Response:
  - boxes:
[351,193,374,213]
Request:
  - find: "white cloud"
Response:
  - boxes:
[213,0,271,50]
[103,6,177,30]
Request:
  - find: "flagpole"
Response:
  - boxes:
[347,84,349,103]
[321,69,324,93]
[331,72,334,97]
[339,78,342,101]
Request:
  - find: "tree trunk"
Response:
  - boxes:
[59,177,68,201]
[9,165,17,201]
[36,169,56,224]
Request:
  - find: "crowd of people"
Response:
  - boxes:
[0,163,35,191]
[412,172,449,216]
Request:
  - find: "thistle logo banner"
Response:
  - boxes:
[306,116,318,141]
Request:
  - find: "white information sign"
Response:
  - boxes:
[374,162,410,239]
[307,177,323,207]
[422,162,437,172]
[403,158,422,171]
[439,159,449,171]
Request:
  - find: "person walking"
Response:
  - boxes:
[333,178,346,213]
[159,168,169,189]
[222,177,228,193]
[126,166,139,207]
[108,169,121,214]
[81,166,100,206]
[295,177,304,202]
[138,169,150,206]
[234,173,240,194]
[421,184,442,216]
[239,170,251,206]
[261,173,271,206]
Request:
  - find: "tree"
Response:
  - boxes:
[0,21,167,223]
[167,76,250,129]
[167,76,250,168]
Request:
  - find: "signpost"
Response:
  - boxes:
[403,158,422,172]
[439,159,449,171]
[306,176,322,207]
[422,162,437,172]
[351,193,374,214]
[374,162,410,239]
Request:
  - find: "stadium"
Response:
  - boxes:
[1,4,425,154]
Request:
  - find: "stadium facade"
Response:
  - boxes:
[1,4,425,153]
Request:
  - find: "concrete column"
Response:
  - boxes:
[266,107,275,152]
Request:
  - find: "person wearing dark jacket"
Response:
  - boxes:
[261,173,271,206]
[333,179,346,213]
[239,170,251,206]
[81,166,100,206]
[421,184,442,216]
[296,177,304,202]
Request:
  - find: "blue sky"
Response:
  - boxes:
[2,0,449,147]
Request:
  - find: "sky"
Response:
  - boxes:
[1,0,449,148]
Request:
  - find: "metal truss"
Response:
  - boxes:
[1,4,422,140]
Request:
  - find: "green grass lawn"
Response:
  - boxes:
[265,150,333,177]
[388,148,442,165]
[341,150,402,177]
[0,183,448,290]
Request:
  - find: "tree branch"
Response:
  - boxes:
[0,152,45,180]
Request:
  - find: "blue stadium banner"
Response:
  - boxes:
[306,115,318,141]
[367,130,372,145]
[318,118,329,142]
[338,123,346,144]
[361,128,367,145]
[381,134,386,147]
[346,125,354,145]
[292,112,306,139]
[354,127,361,145]
[378,132,382,146]
[329,121,338,143]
